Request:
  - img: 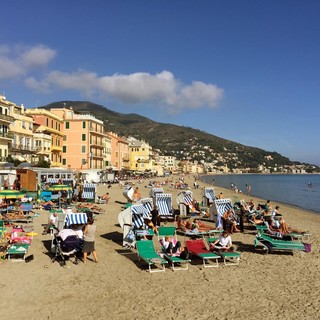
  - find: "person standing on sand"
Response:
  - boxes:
[83,217,98,263]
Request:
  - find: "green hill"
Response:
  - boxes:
[41,101,318,172]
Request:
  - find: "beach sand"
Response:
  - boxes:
[1,174,319,320]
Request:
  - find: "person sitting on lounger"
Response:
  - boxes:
[102,193,110,201]
[192,219,215,232]
[132,187,141,202]
[278,217,304,235]
[211,231,234,251]
[223,210,241,233]
[42,211,59,235]
[162,236,181,256]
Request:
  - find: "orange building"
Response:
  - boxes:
[50,108,106,170]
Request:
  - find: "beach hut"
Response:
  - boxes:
[211,198,237,228]
[149,187,164,198]
[122,186,134,203]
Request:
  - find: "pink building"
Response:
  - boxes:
[107,132,130,172]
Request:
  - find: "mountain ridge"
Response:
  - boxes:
[41,101,318,171]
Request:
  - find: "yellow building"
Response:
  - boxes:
[0,96,15,161]
[8,102,35,163]
[128,137,153,173]
[26,108,63,167]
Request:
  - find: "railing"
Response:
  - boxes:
[0,132,13,139]
[0,114,14,122]
[9,143,40,152]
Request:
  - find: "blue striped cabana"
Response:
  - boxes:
[155,193,173,217]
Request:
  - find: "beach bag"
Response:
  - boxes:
[179,247,190,260]
[303,243,312,253]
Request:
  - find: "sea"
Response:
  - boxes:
[200,174,320,214]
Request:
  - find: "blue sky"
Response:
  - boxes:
[1,0,320,165]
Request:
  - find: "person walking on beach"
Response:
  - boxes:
[82,217,98,263]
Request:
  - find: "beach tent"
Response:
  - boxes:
[81,183,96,202]
[176,190,193,216]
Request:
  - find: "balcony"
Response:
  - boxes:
[8,143,39,153]
[51,145,63,152]
[0,113,14,123]
[90,140,104,148]
[0,132,13,140]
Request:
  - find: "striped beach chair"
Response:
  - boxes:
[155,193,174,219]
[212,198,236,229]
[202,187,216,207]
[149,187,164,198]
[65,213,88,227]
[131,203,151,229]
[177,190,193,216]
[82,183,96,202]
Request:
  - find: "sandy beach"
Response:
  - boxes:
[1,174,319,320]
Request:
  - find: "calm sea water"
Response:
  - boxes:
[200,174,320,213]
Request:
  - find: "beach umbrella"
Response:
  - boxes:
[0,189,25,199]
[17,162,32,168]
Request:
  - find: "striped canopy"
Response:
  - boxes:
[48,184,72,191]
[0,190,25,199]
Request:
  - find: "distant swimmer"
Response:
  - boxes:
[308,182,312,187]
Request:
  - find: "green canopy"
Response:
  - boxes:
[0,190,25,199]
[48,184,72,191]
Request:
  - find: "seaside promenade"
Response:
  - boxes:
[1,174,319,320]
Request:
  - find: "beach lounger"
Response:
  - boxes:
[6,243,30,261]
[254,233,307,254]
[185,239,220,268]
[136,240,168,273]
[218,251,241,266]
[158,226,190,271]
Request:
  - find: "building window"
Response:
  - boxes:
[63,146,66,153]
[83,121,86,129]
[66,122,70,129]
[82,134,86,141]
[82,158,86,165]
[63,135,67,141]
[82,146,86,153]
[46,118,49,126]
[62,159,66,165]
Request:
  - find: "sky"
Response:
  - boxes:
[1,0,320,165]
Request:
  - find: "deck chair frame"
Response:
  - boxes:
[186,239,220,268]
[136,240,168,273]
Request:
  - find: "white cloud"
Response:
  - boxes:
[0,44,56,80]
[19,45,56,69]
[1,43,224,112]
[26,69,224,111]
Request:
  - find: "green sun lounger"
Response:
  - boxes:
[254,233,306,254]
[136,240,168,273]
[157,226,190,271]
[6,244,30,261]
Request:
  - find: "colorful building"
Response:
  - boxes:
[50,107,106,170]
